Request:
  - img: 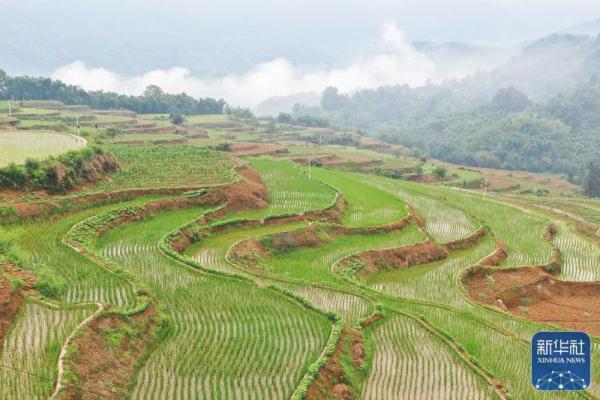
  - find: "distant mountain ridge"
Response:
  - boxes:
[561,18,600,36]
[289,31,600,178]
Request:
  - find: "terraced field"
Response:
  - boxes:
[1,198,159,307]
[0,130,85,167]
[99,145,237,190]
[307,167,407,227]
[370,237,496,307]
[262,225,425,284]
[2,108,600,400]
[362,314,495,400]
[351,173,478,242]
[0,303,95,399]
[221,158,337,221]
[97,207,331,400]
[360,175,551,266]
[553,221,600,281]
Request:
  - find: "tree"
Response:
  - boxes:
[105,127,122,141]
[215,142,231,151]
[0,71,225,115]
[227,106,255,120]
[295,115,329,128]
[24,158,40,173]
[170,113,184,125]
[277,112,293,124]
[266,120,276,135]
[492,87,531,112]
[143,85,164,98]
[583,162,600,198]
[433,166,448,180]
[321,86,348,111]
[0,163,27,189]
[0,69,8,98]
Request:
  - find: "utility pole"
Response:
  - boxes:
[7,100,11,117]
[76,115,81,137]
[483,179,489,200]
[308,155,311,180]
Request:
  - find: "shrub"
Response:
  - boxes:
[215,142,231,151]
[169,113,184,125]
[433,166,448,180]
[35,266,67,298]
[0,147,118,193]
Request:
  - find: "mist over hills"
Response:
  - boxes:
[259,31,600,115]
[288,32,600,180]
[3,1,600,179]
[561,17,600,36]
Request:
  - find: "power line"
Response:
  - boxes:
[0,362,116,398]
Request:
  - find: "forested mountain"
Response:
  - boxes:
[294,34,600,179]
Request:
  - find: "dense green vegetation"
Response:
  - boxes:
[362,314,495,399]
[0,145,117,193]
[583,162,600,197]
[307,167,407,227]
[99,145,236,190]
[98,207,331,399]
[2,101,600,400]
[0,70,224,115]
[295,77,600,181]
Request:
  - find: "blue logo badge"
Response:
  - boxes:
[532,331,591,391]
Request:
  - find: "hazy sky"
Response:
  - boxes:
[5,0,600,45]
[3,0,600,106]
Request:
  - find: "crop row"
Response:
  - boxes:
[0,200,149,306]
[307,167,407,227]
[222,158,336,221]
[99,145,237,190]
[403,303,587,400]
[352,173,477,242]
[0,130,84,167]
[371,237,495,308]
[361,175,551,266]
[262,225,425,285]
[0,302,94,399]
[553,221,600,281]
[362,313,495,400]
[96,206,332,399]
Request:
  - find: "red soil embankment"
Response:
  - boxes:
[444,227,487,251]
[230,141,289,156]
[463,265,600,335]
[169,193,345,256]
[306,326,365,400]
[310,195,346,224]
[348,241,449,280]
[199,164,268,220]
[168,165,269,252]
[3,186,205,223]
[0,261,36,352]
[59,307,158,400]
[479,241,508,266]
[290,153,381,168]
[228,217,412,271]
[0,276,22,352]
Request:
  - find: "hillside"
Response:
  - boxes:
[292,34,600,179]
[0,101,599,399]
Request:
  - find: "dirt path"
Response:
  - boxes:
[50,303,104,399]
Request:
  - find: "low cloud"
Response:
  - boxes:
[51,22,442,107]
